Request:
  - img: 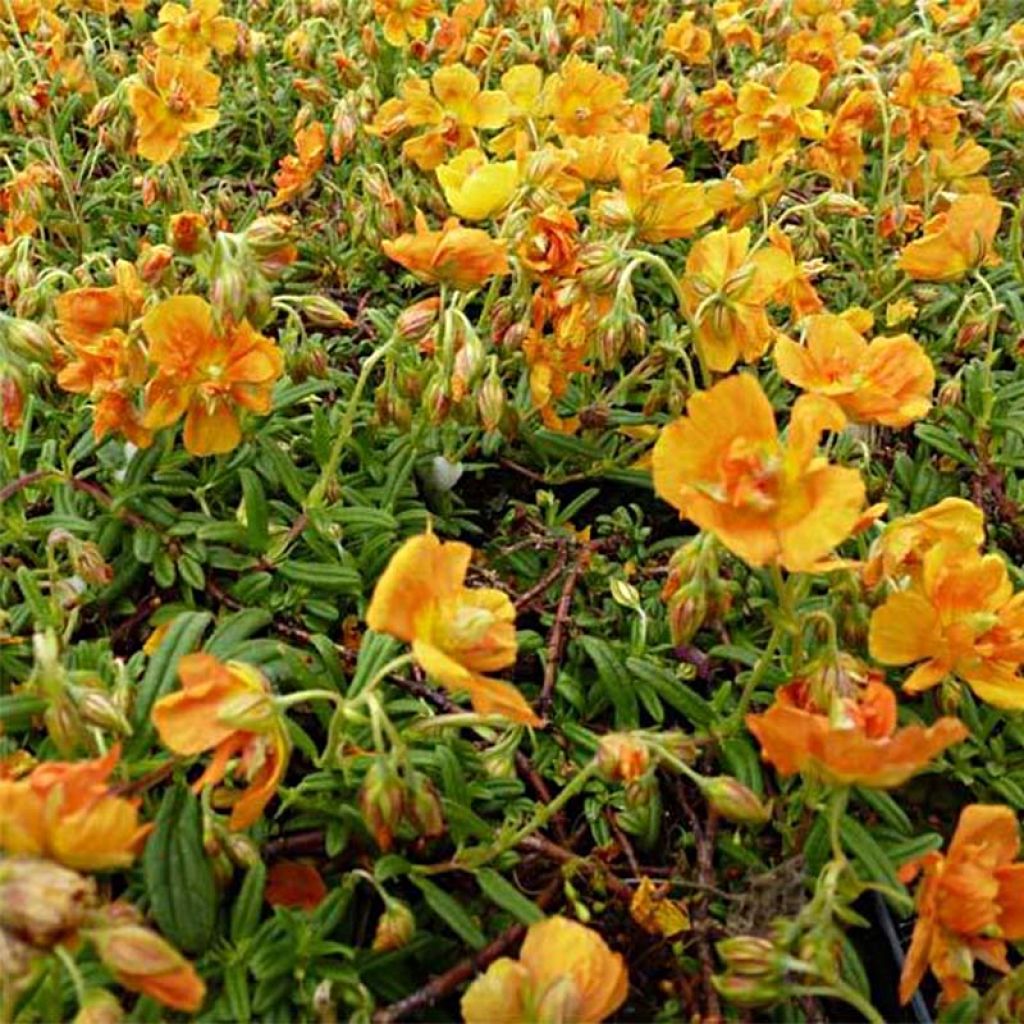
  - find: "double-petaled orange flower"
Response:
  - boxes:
[153,0,237,62]
[898,193,1002,281]
[869,541,1024,708]
[652,374,865,572]
[680,227,789,372]
[461,916,628,1023]
[731,62,826,157]
[862,497,984,587]
[366,532,541,725]
[775,312,934,427]
[269,121,327,208]
[892,45,962,158]
[128,54,220,165]
[152,653,290,830]
[141,295,283,456]
[746,665,968,788]
[382,210,509,289]
[663,12,712,64]
[900,805,1024,1006]
[0,747,148,870]
[541,56,633,139]
[373,0,439,47]
[517,205,579,276]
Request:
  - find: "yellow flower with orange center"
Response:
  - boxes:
[461,916,628,1023]
[541,56,631,139]
[382,210,509,289]
[892,45,962,158]
[652,374,866,572]
[0,746,149,870]
[141,295,283,456]
[898,193,1002,281]
[732,61,825,157]
[862,497,985,587]
[366,532,541,725]
[128,54,220,165]
[775,312,935,428]
[899,805,1024,1007]
[153,0,237,62]
[869,541,1024,708]
[663,12,712,64]
[746,671,967,788]
[680,226,790,372]
[436,148,520,221]
[373,0,440,47]
[152,653,290,830]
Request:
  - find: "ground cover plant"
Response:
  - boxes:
[4,0,1024,1020]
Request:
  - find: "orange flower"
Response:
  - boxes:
[680,227,789,372]
[652,374,865,572]
[694,81,740,148]
[374,0,439,47]
[774,313,934,427]
[785,13,861,83]
[517,205,579,276]
[807,88,875,186]
[541,56,631,139]
[269,121,326,208]
[90,924,206,1012]
[461,916,628,1024]
[712,0,762,53]
[746,670,967,788]
[892,45,961,158]
[265,861,327,911]
[732,62,825,157]
[0,746,148,870]
[366,532,541,725]
[54,261,145,348]
[709,155,791,230]
[897,193,1002,281]
[592,141,713,244]
[663,12,712,64]
[128,54,220,164]
[899,805,1024,1006]
[760,224,824,316]
[152,653,290,830]
[862,497,985,587]
[153,0,237,62]
[382,210,509,290]
[869,542,1024,708]
[141,295,283,456]
[906,139,990,201]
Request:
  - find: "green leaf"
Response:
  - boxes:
[578,635,638,728]
[411,876,486,949]
[143,783,218,954]
[206,608,273,659]
[231,862,267,945]
[239,468,270,553]
[840,816,909,909]
[129,611,212,755]
[476,868,544,925]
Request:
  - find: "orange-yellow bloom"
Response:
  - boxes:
[869,542,1024,708]
[269,122,327,208]
[897,193,1002,281]
[128,54,220,165]
[366,533,541,725]
[680,227,789,372]
[746,673,967,788]
[0,747,148,870]
[541,56,631,139]
[862,497,985,587]
[892,45,961,158]
[461,916,628,1023]
[663,12,711,64]
[382,210,509,289]
[731,62,825,157]
[374,0,439,47]
[152,653,290,830]
[436,148,519,221]
[900,805,1024,1006]
[652,374,865,572]
[775,313,934,427]
[517,205,579,277]
[152,0,237,62]
[141,295,283,456]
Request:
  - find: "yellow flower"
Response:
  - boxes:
[153,0,237,62]
[663,12,712,64]
[461,916,628,1023]
[541,56,630,139]
[652,374,865,572]
[128,54,220,165]
[897,193,1002,281]
[366,533,541,725]
[373,0,439,46]
[436,148,519,220]
[733,61,825,157]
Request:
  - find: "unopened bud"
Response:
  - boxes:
[73,990,124,1024]
[405,776,445,838]
[292,295,355,329]
[716,935,782,977]
[77,689,132,736]
[168,212,210,255]
[0,857,95,946]
[477,357,505,432]
[701,776,771,826]
[596,733,651,783]
[372,900,415,951]
[0,928,40,991]
[137,244,174,285]
[244,215,296,256]
[359,759,406,851]
[713,971,782,1008]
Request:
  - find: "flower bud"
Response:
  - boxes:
[700,776,771,826]
[0,928,40,992]
[137,244,174,286]
[372,900,416,952]
[597,733,651,783]
[405,776,445,838]
[0,857,95,946]
[76,689,132,736]
[73,990,124,1024]
[477,357,505,432]
[716,935,782,977]
[292,295,356,329]
[2,315,54,362]
[359,759,406,851]
[168,212,210,256]
[244,215,296,256]
[713,971,782,1008]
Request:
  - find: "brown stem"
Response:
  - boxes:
[264,830,328,860]
[514,541,569,611]
[539,547,588,717]
[372,879,561,1023]
[0,469,54,504]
